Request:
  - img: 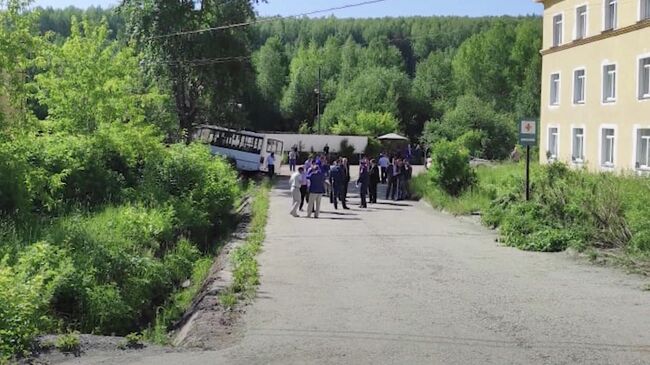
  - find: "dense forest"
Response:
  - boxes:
[34,6,543,148]
[1,1,542,360]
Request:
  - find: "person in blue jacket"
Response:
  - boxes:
[307,165,326,219]
[329,158,349,210]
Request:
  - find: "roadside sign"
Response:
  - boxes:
[519,120,537,146]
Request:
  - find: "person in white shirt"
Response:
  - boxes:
[289,167,304,217]
[378,154,390,184]
[267,152,276,179]
[288,148,297,172]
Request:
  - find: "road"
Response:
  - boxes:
[60,170,650,365]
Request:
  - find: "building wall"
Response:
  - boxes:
[539,0,650,172]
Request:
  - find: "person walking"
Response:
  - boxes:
[341,157,351,209]
[289,167,303,217]
[378,153,389,184]
[329,159,349,210]
[386,158,401,200]
[369,159,380,204]
[307,165,326,219]
[288,148,297,172]
[267,152,276,179]
[299,167,309,211]
[357,160,370,208]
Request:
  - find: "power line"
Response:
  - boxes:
[147,0,390,40]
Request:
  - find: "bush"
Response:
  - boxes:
[55,332,80,355]
[428,140,476,196]
[423,94,516,160]
[0,243,73,359]
[143,143,240,246]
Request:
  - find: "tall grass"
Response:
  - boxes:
[414,162,650,271]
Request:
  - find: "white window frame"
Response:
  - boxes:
[573,67,587,105]
[571,125,586,164]
[638,54,650,101]
[599,125,617,169]
[547,125,560,161]
[640,0,650,21]
[575,4,589,40]
[552,13,564,47]
[633,126,650,170]
[549,72,561,107]
[604,0,618,31]
[602,62,617,104]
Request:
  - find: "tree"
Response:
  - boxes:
[35,18,169,134]
[321,66,411,131]
[120,0,259,139]
[0,0,41,132]
[452,21,516,111]
[424,94,516,160]
[510,19,542,120]
[254,35,287,109]
[330,111,399,137]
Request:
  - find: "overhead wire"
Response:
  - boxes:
[147,0,390,40]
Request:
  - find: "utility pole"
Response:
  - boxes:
[316,67,321,135]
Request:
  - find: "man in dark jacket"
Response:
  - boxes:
[307,165,326,219]
[357,160,370,208]
[329,159,348,210]
[369,159,380,204]
[386,158,401,201]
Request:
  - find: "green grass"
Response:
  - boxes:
[230,182,271,299]
[143,182,271,344]
[143,257,213,345]
[413,163,523,215]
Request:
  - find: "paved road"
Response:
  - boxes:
[61,175,649,365]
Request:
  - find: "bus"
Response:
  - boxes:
[193,125,284,172]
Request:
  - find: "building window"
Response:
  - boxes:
[601,128,615,167]
[605,0,617,30]
[548,127,559,160]
[553,14,563,46]
[642,0,650,20]
[636,129,650,169]
[572,128,585,163]
[640,57,650,99]
[603,64,616,102]
[550,73,560,105]
[574,69,586,104]
[576,5,588,39]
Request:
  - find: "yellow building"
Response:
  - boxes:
[538,0,650,172]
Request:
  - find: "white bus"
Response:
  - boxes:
[193,125,284,172]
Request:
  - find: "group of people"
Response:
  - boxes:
[289,153,414,219]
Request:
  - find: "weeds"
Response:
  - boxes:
[414,161,650,270]
[55,332,80,355]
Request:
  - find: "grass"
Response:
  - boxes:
[412,162,523,215]
[230,182,271,299]
[143,257,213,344]
[414,161,650,275]
[143,181,271,344]
[55,332,81,355]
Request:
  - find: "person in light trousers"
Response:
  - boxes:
[307,165,326,219]
[289,167,304,217]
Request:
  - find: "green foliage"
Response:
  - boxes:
[119,332,144,350]
[0,242,73,359]
[218,291,237,310]
[424,94,516,160]
[331,111,399,137]
[231,184,269,297]
[427,140,476,197]
[143,143,240,246]
[338,139,355,159]
[322,66,411,131]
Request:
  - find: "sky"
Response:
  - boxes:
[32,0,543,18]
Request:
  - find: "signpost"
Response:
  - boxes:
[519,120,537,201]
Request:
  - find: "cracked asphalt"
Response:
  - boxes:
[57,171,650,365]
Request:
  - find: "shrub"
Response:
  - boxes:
[338,139,355,159]
[0,243,73,359]
[143,143,240,246]
[428,140,476,196]
[55,332,80,355]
